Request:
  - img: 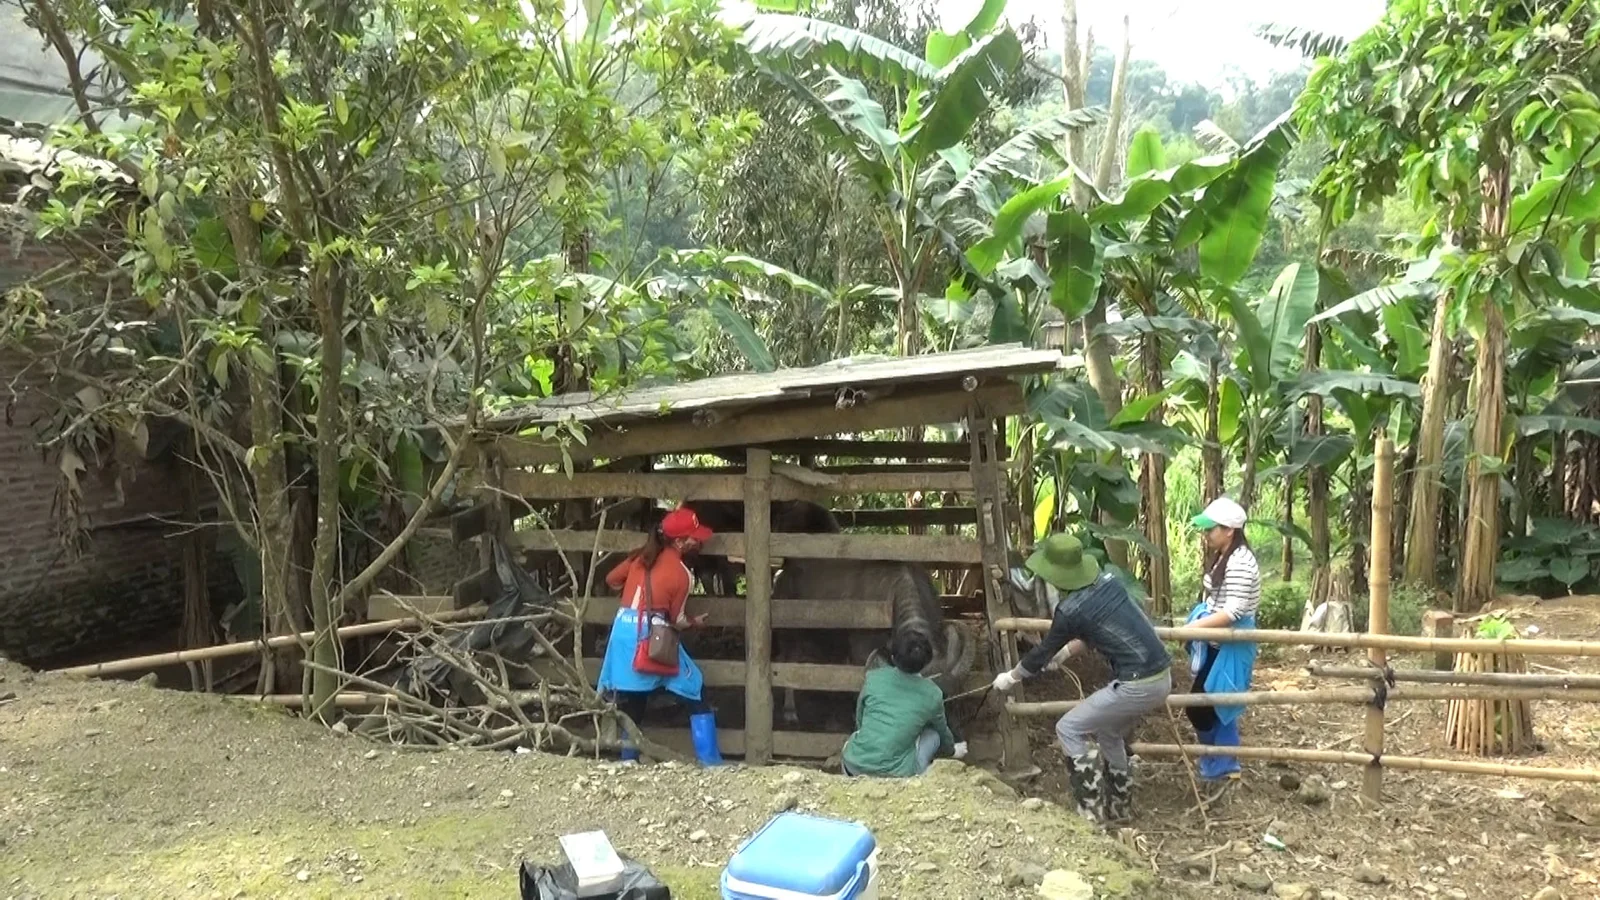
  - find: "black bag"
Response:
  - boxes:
[518,855,671,900]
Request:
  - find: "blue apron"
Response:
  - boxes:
[1184,602,1257,727]
[595,606,704,701]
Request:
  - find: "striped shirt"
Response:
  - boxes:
[1202,546,1261,622]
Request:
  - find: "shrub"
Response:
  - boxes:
[1349,583,1427,636]
[1258,580,1309,631]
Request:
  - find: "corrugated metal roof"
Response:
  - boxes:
[483,344,1063,430]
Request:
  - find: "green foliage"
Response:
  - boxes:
[1500,518,1600,595]
[1258,580,1308,631]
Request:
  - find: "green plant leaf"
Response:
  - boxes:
[1044,206,1101,319]
[721,254,831,298]
[907,29,1023,159]
[1125,125,1165,178]
[741,14,938,88]
[1550,556,1590,587]
[1379,299,1428,376]
[758,67,897,194]
[1236,262,1320,393]
[1189,112,1298,286]
[1308,281,1436,324]
[1514,415,1600,438]
[1089,154,1234,225]
[968,172,1073,273]
[1110,384,1179,427]
[191,218,236,274]
[709,298,776,372]
[1289,370,1421,402]
[946,108,1099,201]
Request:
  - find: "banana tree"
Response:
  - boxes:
[732,2,1098,356]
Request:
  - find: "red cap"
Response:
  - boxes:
[660,507,712,543]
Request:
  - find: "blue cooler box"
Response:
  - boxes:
[721,812,878,900]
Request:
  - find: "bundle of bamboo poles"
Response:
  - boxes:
[1446,649,1534,755]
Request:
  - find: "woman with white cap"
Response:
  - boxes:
[1185,496,1260,795]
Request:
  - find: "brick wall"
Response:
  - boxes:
[1,235,240,666]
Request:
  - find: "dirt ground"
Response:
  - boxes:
[0,662,1166,899]
[1023,595,1600,900]
[3,597,1598,900]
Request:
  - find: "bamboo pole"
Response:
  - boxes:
[1006,684,1600,716]
[1128,743,1600,784]
[232,692,387,707]
[51,606,492,678]
[991,620,1600,657]
[1307,664,1600,689]
[1364,438,1394,803]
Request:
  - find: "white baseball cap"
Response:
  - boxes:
[1192,497,1247,530]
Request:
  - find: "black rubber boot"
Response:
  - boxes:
[1067,750,1105,825]
[1103,760,1134,824]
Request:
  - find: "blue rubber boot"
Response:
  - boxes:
[689,712,724,766]
[620,745,640,763]
[1194,727,1227,781]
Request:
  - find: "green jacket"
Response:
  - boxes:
[841,666,956,777]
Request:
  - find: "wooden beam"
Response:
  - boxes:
[508,529,983,564]
[969,405,1031,770]
[829,507,977,528]
[493,382,1024,467]
[744,449,775,765]
[646,728,1004,761]
[368,595,456,621]
[490,469,975,503]
[581,597,892,630]
[740,439,977,461]
[538,657,866,692]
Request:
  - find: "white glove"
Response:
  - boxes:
[952,741,969,760]
[992,670,1020,692]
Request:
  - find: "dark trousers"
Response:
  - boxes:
[614,690,709,727]
[1185,645,1221,733]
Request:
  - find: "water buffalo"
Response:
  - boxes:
[772,557,975,727]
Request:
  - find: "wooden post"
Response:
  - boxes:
[1363,438,1395,804]
[1422,610,1455,671]
[744,448,775,765]
[969,408,1031,769]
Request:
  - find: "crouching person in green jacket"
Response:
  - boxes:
[841,631,966,777]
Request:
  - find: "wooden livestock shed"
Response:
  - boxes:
[443,344,1062,765]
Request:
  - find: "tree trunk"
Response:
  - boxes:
[1137,332,1171,619]
[226,202,300,695]
[1061,0,1128,571]
[1305,325,1331,618]
[1403,293,1454,587]
[1458,154,1512,613]
[1458,300,1507,613]
[1511,437,1535,539]
[1350,460,1370,591]
[1203,356,1224,503]
[1238,430,1261,513]
[1393,439,1417,575]
[1550,431,1566,520]
[1280,473,1295,582]
[307,264,346,720]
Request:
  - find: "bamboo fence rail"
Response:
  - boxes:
[991,621,1600,657]
[1007,685,1600,716]
[1308,663,1600,689]
[1127,743,1600,784]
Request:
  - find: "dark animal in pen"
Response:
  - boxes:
[772,556,975,729]
[682,499,842,595]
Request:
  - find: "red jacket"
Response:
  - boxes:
[606,547,692,623]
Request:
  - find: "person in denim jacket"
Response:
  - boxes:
[1185,497,1260,799]
[991,534,1171,825]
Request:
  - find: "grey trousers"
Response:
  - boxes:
[1056,671,1172,770]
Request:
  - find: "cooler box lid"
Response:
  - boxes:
[723,812,876,898]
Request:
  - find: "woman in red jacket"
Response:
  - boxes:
[596,506,719,763]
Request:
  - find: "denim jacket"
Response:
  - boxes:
[1019,572,1171,682]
